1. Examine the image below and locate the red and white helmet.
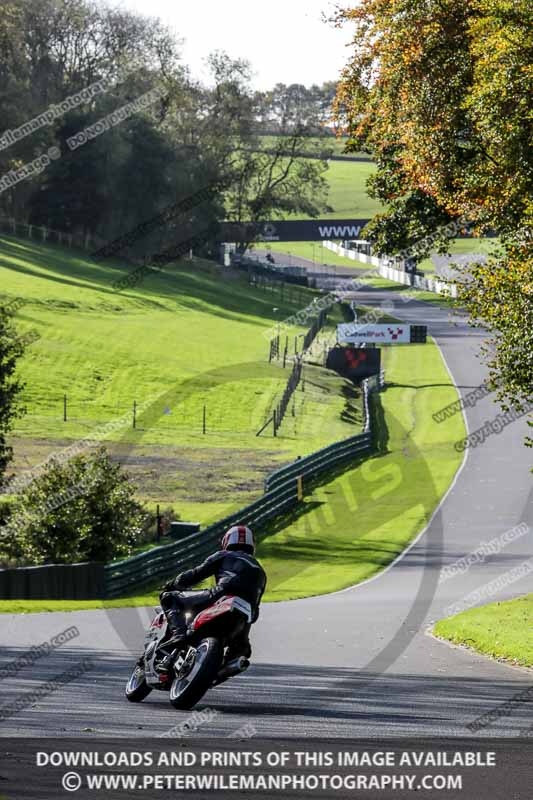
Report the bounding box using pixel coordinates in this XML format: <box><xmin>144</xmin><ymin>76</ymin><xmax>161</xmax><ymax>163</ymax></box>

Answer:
<box><xmin>221</xmin><ymin>525</ymin><xmax>255</xmax><ymax>554</ymax></box>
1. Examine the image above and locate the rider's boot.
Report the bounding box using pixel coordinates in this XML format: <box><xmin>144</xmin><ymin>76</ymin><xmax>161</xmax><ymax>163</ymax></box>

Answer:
<box><xmin>156</xmin><ymin>611</ymin><xmax>189</xmax><ymax>675</ymax></box>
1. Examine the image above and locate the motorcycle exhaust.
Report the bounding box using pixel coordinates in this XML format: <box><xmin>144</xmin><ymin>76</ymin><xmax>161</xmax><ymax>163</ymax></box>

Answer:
<box><xmin>213</xmin><ymin>657</ymin><xmax>250</xmax><ymax>686</ymax></box>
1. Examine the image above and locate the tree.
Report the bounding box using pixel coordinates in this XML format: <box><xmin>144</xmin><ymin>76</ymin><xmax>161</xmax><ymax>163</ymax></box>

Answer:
<box><xmin>196</xmin><ymin>54</ymin><xmax>331</xmax><ymax>253</ymax></box>
<box><xmin>258</xmin><ymin>81</ymin><xmax>338</xmax><ymax>134</ymax></box>
<box><xmin>0</xmin><ymin>0</ymin><xmax>186</xmax><ymax>223</ymax></box>
<box><xmin>1</xmin><ymin>446</ymin><xmax>147</xmax><ymax>564</ymax></box>
<box><xmin>1</xmin><ymin>3</ymin><xmax>332</xmax><ymax>263</ymax></box>
<box><xmin>454</xmin><ymin>242</ymin><xmax>533</xmax><ymax>429</ymax></box>
<box><xmin>334</xmin><ymin>0</ymin><xmax>533</xmax><ymax>428</ymax></box>
<box><xmin>224</xmin><ymin>130</ymin><xmax>331</xmax><ymax>252</ymax></box>
<box><xmin>362</xmin><ymin>148</ymin><xmax>457</xmax><ymax>258</ymax></box>
<box><xmin>28</xmin><ymin>109</ymin><xmax>112</xmax><ymax>237</ymax></box>
<box><xmin>0</xmin><ymin>306</ymin><xmax>26</xmax><ymax>486</ymax></box>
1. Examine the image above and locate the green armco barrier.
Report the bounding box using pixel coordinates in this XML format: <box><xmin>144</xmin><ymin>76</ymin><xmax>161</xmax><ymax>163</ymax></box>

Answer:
<box><xmin>104</xmin><ymin>375</ymin><xmax>382</xmax><ymax>598</ymax></box>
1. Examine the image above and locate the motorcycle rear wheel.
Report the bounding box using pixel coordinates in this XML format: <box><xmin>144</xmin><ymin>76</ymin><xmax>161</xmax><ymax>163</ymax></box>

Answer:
<box><xmin>125</xmin><ymin>663</ymin><xmax>152</xmax><ymax>702</ymax></box>
<box><xmin>169</xmin><ymin>637</ymin><xmax>222</xmax><ymax>710</ymax></box>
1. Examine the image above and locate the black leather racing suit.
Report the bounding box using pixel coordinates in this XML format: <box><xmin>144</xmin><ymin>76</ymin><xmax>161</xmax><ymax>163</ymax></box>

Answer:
<box><xmin>160</xmin><ymin>549</ymin><xmax>267</xmax><ymax>658</ymax></box>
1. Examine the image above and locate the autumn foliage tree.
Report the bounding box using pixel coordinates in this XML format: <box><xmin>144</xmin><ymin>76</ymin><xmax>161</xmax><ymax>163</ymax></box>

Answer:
<box><xmin>334</xmin><ymin>0</ymin><xmax>532</xmax><ymax>439</ymax></box>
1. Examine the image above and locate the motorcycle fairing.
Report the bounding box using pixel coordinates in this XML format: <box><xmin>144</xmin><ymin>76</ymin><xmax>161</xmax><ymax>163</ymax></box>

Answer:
<box><xmin>143</xmin><ymin>607</ymin><xmax>171</xmax><ymax>687</ymax></box>
<box><xmin>192</xmin><ymin>595</ymin><xmax>252</xmax><ymax>629</ymax></box>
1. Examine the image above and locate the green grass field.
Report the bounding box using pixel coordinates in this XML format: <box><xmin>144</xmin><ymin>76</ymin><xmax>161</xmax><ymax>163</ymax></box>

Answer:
<box><xmin>262</xmin><ymin>241</ymin><xmax>371</xmax><ymax>271</ymax></box>
<box><xmin>261</xmin><ymin>146</ymin><xmax>498</xmax><ymax>273</ymax></box>
<box><xmin>255</xmin><ymin>157</ymin><xmax>382</xmax><ymax>221</ymax></box>
<box><xmin>0</xmin><ymin>234</ymin><xmax>360</xmax><ymax>525</ymax></box>
<box><xmin>434</xmin><ymin>595</ymin><xmax>533</xmax><ymax>667</ymax></box>
<box><xmin>258</xmin><ymin>138</ymin><xmax>498</xmax><ymax>272</ymax></box>
<box><xmin>0</xmin><ymin>329</ymin><xmax>466</xmax><ymax>612</ymax></box>
<box><xmin>257</xmin><ymin>135</ymin><xmax>371</xmax><ymax>161</ymax></box>
<box><xmin>323</xmin><ymin>160</ymin><xmax>383</xmax><ymax>219</ymax></box>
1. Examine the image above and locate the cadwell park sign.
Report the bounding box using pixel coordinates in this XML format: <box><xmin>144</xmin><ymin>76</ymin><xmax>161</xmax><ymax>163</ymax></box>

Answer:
<box><xmin>337</xmin><ymin>323</ymin><xmax>428</xmax><ymax>344</ymax></box>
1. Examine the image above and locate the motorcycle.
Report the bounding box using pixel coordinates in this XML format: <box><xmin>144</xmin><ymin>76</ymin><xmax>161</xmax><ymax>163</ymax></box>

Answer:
<box><xmin>125</xmin><ymin>595</ymin><xmax>252</xmax><ymax>710</ymax></box>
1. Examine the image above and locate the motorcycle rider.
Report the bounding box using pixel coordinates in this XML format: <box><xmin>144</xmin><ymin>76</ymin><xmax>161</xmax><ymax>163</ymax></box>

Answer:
<box><xmin>157</xmin><ymin>525</ymin><xmax>266</xmax><ymax>673</ymax></box>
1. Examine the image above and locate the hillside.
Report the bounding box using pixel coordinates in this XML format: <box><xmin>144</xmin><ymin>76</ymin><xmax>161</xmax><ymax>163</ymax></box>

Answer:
<box><xmin>0</xmin><ymin>234</ymin><xmax>362</xmax><ymax>524</ymax></box>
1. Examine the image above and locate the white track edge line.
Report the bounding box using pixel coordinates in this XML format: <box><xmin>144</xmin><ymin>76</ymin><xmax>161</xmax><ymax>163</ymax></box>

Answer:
<box><xmin>424</xmin><ymin>625</ymin><xmax>533</xmax><ymax>677</ymax></box>
<box><xmin>285</xmin><ymin>322</ymin><xmax>471</xmax><ymax>603</ymax></box>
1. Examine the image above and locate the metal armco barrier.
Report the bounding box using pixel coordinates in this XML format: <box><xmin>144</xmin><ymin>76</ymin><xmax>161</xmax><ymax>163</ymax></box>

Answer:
<box><xmin>104</xmin><ymin>479</ymin><xmax>299</xmax><ymax>597</ymax></box>
<box><xmin>104</xmin><ymin>375</ymin><xmax>382</xmax><ymax>598</ymax></box>
<box><xmin>264</xmin><ymin>431</ymin><xmax>372</xmax><ymax>495</ymax></box>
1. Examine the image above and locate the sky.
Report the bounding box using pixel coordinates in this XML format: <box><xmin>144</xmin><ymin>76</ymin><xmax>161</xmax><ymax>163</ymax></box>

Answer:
<box><xmin>120</xmin><ymin>0</ymin><xmax>353</xmax><ymax>89</ymax></box>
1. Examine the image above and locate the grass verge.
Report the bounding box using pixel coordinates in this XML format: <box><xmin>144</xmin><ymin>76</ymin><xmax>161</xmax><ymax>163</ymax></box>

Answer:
<box><xmin>259</xmin><ymin>337</ymin><xmax>465</xmax><ymax>599</ymax></box>
<box><xmin>265</xmin><ymin>241</ymin><xmax>371</xmax><ymax>271</ymax></box>
<box><xmin>433</xmin><ymin>594</ymin><xmax>533</xmax><ymax>668</ymax></box>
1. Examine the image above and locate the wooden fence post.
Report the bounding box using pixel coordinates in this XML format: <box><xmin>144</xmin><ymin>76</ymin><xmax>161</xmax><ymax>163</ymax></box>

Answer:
<box><xmin>156</xmin><ymin>504</ymin><xmax>161</xmax><ymax>542</ymax></box>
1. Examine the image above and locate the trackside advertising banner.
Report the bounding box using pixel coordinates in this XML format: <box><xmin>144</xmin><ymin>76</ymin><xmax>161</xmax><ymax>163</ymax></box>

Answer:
<box><xmin>219</xmin><ymin>219</ymin><xmax>372</xmax><ymax>242</ymax></box>
<box><xmin>337</xmin><ymin>322</ymin><xmax>412</xmax><ymax>343</ymax></box>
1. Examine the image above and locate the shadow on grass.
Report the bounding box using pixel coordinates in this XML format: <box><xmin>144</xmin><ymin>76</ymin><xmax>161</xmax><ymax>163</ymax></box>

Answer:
<box><xmin>386</xmin><ymin>381</ymin><xmax>456</xmax><ymax>390</ymax></box>
<box><xmin>0</xmin><ymin>237</ymin><xmax>127</xmax><ymax>299</ymax></box>
<box><xmin>258</xmin><ymin>532</ymin><xmax>402</xmax><ymax>566</ymax></box>
<box><xmin>0</xmin><ymin>235</ymin><xmax>320</xmax><ymax>327</ymax></box>
<box><xmin>340</xmin><ymin>382</ymin><xmax>364</xmax><ymax>425</ymax></box>
<box><xmin>257</xmin><ymin>389</ymin><xmax>390</xmax><ymax>545</ymax></box>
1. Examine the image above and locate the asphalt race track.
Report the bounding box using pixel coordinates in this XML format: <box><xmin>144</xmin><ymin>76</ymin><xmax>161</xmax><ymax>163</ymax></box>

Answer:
<box><xmin>0</xmin><ymin>285</ymin><xmax>531</xmax><ymax>740</ymax></box>
<box><xmin>248</xmin><ymin>247</ymin><xmax>362</xmax><ymax>277</ymax></box>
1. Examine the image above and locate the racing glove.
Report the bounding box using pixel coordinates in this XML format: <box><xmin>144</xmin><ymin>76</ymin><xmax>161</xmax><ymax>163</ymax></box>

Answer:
<box><xmin>161</xmin><ymin>577</ymin><xmax>176</xmax><ymax>593</ymax></box>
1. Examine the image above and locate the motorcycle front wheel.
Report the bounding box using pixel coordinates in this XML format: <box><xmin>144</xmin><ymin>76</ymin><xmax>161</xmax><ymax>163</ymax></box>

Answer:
<box><xmin>125</xmin><ymin>662</ymin><xmax>152</xmax><ymax>703</ymax></box>
<box><xmin>169</xmin><ymin>637</ymin><xmax>222</xmax><ymax>710</ymax></box>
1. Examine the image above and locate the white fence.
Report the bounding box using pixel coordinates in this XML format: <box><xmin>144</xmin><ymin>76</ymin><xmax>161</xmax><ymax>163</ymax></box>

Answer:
<box><xmin>323</xmin><ymin>241</ymin><xmax>457</xmax><ymax>298</ymax></box>
<box><xmin>0</xmin><ymin>216</ymin><xmax>105</xmax><ymax>253</ymax></box>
